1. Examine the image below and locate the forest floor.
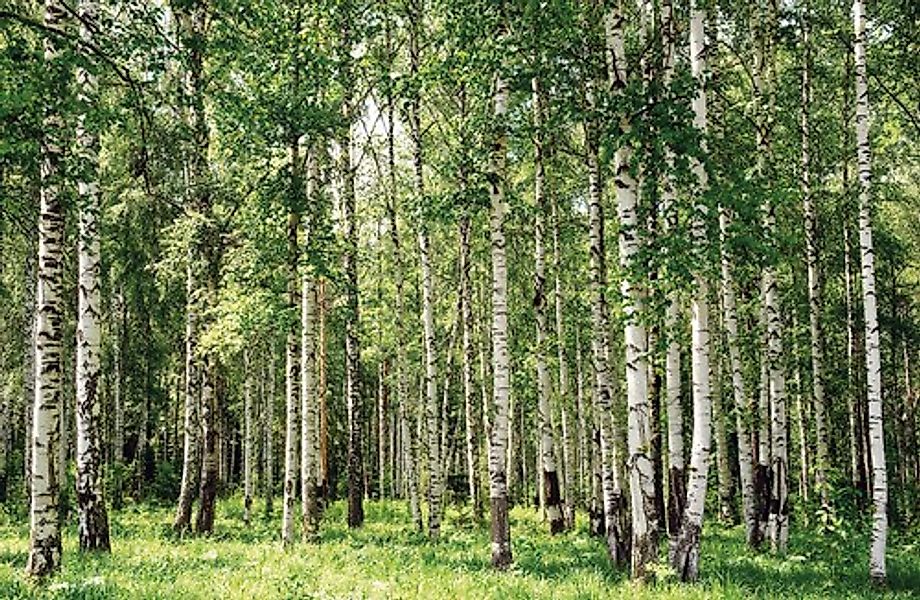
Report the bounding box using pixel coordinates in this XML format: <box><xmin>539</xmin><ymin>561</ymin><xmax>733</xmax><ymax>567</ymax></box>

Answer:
<box><xmin>0</xmin><ymin>497</ymin><xmax>917</xmax><ymax>599</ymax></box>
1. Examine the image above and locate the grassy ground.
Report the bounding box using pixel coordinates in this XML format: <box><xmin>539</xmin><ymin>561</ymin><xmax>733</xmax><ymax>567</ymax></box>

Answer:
<box><xmin>0</xmin><ymin>497</ymin><xmax>917</xmax><ymax>599</ymax></box>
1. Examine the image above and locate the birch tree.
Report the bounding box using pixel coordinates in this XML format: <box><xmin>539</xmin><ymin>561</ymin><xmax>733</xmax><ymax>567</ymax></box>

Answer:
<box><xmin>532</xmin><ymin>75</ymin><xmax>564</xmax><ymax>535</ymax></box>
<box><xmin>26</xmin><ymin>0</ymin><xmax>66</xmax><ymax>576</ymax></box>
<box><xmin>670</xmin><ymin>1</ymin><xmax>712</xmax><ymax>581</ymax></box>
<box><xmin>74</xmin><ymin>0</ymin><xmax>110</xmax><ymax>553</ymax></box>
<box><xmin>853</xmin><ymin>0</ymin><xmax>888</xmax><ymax>583</ymax></box>
<box><xmin>487</xmin><ymin>62</ymin><xmax>512</xmax><ymax>570</ymax></box>
<box><xmin>800</xmin><ymin>0</ymin><xmax>829</xmax><ymax>509</ymax></box>
<box><xmin>281</xmin><ymin>139</ymin><xmax>302</xmax><ymax>547</ymax></box>
<box><xmin>408</xmin><ymin>0</ymin><xmax>442</xmax><ymax>539</ymax></box>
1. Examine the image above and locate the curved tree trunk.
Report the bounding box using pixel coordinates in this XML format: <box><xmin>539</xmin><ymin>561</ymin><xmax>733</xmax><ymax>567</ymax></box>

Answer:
<box><xmin>853</xmin><ymin>0</ymin><xmax>888</xmax><ymax>583</ymax></box>
<box><xmin>74</xmin><ymin>0</ymin><xmax>110</xmax><ymax>553</ymax></box>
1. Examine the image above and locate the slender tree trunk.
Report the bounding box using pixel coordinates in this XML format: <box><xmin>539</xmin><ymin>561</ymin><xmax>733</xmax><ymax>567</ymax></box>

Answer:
<box><xmin>173</xmin><ymin>257</ymin><xmax>199</xmax><ymax>533</ymax></box>
<box><xmin>487</xmin><ymin>66</ymin><xmax>513</xmax><ymax>570</ymax></box>
<box><xmin>341</xmin><ymin>7</ymin><xmax>365</xmax><ymax>527</ymax></box>
<box><xmin>532</xmin><ymin>76</ymin><xmax>564</xmax><ymax>535</ymax></box>
<box><xmin>551</xmin><ymin>197</ymin><xmax>575</xmax><ymax>529</ymax></box>
<box><xmin>27</xmin><ymin>0</ymin><xmax>65</xmax><ymax>577</ymax></box>
<box><xmin>604</xmin><ymin>0</ymin><xmax>655</xmax><ymax>574</ymax></box>
<box><xmin>385</xmin><ymin>112</ymin><xmax>421</xmax><ymax>532</ymax></box>
<box><xmin>282</xmin><ymin>139</ymin><xmax>302</xmax><ymax>548</ymax></box>
<box><xmin>792</xmin><ymin>309</ymin><xmax>810</xmax><ymax>504</ymax></box>
<box><xmin>195</xmin><ymin>358</ymin><xmax>219</xmax><ymax>534</ymax></box>
<box><xmin>585</xmin><ymin>110</ymin><xmax>627</xmax><ymax>566</ymax></box>
<box><xmin>243</xmin><ymin>350</ymin><xmax>253</xmax><ymax>524</ymax></box>
<box><xmin>406</xmin><ymin>0</ymin><xmax>440</xmax><ymax>538</ymax></box>
<box><xmin>74</xmin><ymin>0</ymin><xmax>110</xmax><ymax>552</ymax></box>
<box><xmin>461</xmin><ymin>212</ymin><xmax>481</xmax><ymax>520</ymax></box>
<box><xmin>853</xmin><ymin>0</ymin><xmax>888</xmax><ymax>583</ymax></box>
<box><xmin>760</xmin><ymin>13</ymin><xmax>789</xmax><ymax>545</ymax></box>
<box><xmin>23</xmin><ymin>249</ymin><xmax>36</xmax><ymax>500</ymax></box>
<box><xmin>841</xmin><ymin>45</ymin><xmax>864</xmax><ymax>496</ymax></box>
<box><xmin>301</xmin><ymin>188</ymin><xmax>319</xmax><ymax>541</ymax></box>
<box><xmin>712</xmin><ymin>317</ymin><xmax>733</xmax><ymax>524</ymax></box>
<box><xmin>113</xmin><ymin>295</ymin><xmax>124</xmax><ymax>467</ymax></box>
<box><xmin>800</xmin><ymin>4</ymin><xmax>829</xmax><ymax>508</ymax></box>
<box><xmin>671</xmin><ymin>3</ymin><xmax>713</xmax><ymax>581</ymax></box>
<box><xmin>751</xmin><ymin>1</ymin><xmax>781</xmax><ymax>551</ymax></box>
<box><xmin>575</xmin><ymin>331</ymin><xmax>588</xmax><ymax>511</ymax></box>
<box><xmin>265</xmin><ymin>346</ymin><xmax>276</xmax><ymax>516</ymax></box>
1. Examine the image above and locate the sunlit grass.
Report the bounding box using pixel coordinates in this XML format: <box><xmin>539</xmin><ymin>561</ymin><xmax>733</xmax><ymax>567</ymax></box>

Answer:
<box><xmin>0</xmin><ymin>497</ymin><xmax>916</xmax><ymax>598</ymax></box>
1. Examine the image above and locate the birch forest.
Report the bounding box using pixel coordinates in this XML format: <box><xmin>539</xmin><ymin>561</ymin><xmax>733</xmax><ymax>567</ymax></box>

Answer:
<box><xmin>0</xmin><ymin>0</ymin><xmax>918</xmax><ymax>597</ymax></box>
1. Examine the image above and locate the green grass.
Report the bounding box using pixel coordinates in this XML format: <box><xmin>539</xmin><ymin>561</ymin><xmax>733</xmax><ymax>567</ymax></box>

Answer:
<box><xmin>0</xmin><ymin>498</ymin><xmax>917</xmax><ymax>599</ymax></box>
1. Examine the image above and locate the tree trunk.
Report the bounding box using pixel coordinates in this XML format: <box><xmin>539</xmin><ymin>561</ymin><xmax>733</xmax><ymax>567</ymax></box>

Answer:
<box><xmin>800</xmin><ymin>3</ymin><xmax>829</xmax><ymax>508</ymax></box>
<box><xmin>243</xmin><ymin>350</ymin><xmax>253</xmax><ymax>524</ymax></box>
<box><xmin>461</xmin><ymin>213</ymin><xmax>481</xmax><ymax>520</ymax></box>
<box><xmin>385</xmin><ymin>103</ymin><xmax>421</xmax><ymax>531</ymax></box>
<box><xmin>113</xmin><ymin>294</ymin><xmax>124</xmax><ymax>466</ymax></box>
<box><xmin>282</xmin><ymin>140</ymin><xmax>302</xmax><ymax>547</ymax></box>
<box><xmin>532</xmin><ymin>76</ymin><xmax>565</xmax><ymax>536</ymax></box>
<box><xmin>551</xmin><ymin>197</ymin><xmax>575</xmax><ymax>529</ymax></box>
<box><xmin>173</xmin><ymin>257</ymin><xmax>199</xmax><ymax>533</ymax></box>
<box><xmin>760</xmin><ymin>12</ymin><xmax>789</xmax><ymax>545</ymax></box>
<box><xmin>487</xmin><ymin>67</ymin><xmax>513</xmax><ymax>570</ymax></box>
<box><xmin>407</xmin><ymin>0</ymin><xmax>441</xmax><ymax>539</ymax></box>
<box><xmin>671</xmin><ymin>3</ymin><xmax>713</xmax><ymax>581</ymax></box>
<box><xmin>27</xmin><ymin>0</ymin><xmax>66</xmax><ymax>577</ymax></box>
<box><xmin>22</xmin><ymin>248</ymin><xmax>36</xmax><ymax>501</ymax></box>
<box><xmin>341</xmin><ymin>10</ymin><xmax>365</xmax><ymax>527</ymax></box>
<box><xmin>74</xmin><ymin>0</ymin><xmax>110</xmax><ymax>553</ymax></box>
<box><xmin>301</xmin><ymin>188</ymin><xmax>319</xmax><ymax>541</ymax></box>
<box><xmin>265</xmin><ymin>346</ymin><xmax>276</xmax><ymax>516</ymax></box>
<box><xmin>712</xmin><ymin>318</ymin><xmax>733</xmax><ymax>524</ymax></box>
<box><xmin>853</xmin><ymin>0</ymin><xmax>888</xmax><ymax>583</ymax></box>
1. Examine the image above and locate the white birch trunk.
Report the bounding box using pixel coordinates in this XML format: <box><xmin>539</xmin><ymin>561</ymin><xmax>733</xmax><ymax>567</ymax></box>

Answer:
<box><xmin>661</xmin><ymin>2</ymin><xmax>686</xmax><ymax>542</ymax></box>
<box><xmin>27</xmin><ymin>1</ymin><xmax>66</xmax><ymax>577</ymax></box>
<box><xmin>265</xmin><ymin>348</ymin><xmax>275</xmax><ymax>516</ymax></box>
<box><xmin>605</xmin><ymin>0</ymin><xmax>657</xmax><ymax>577</ymax></box>
<box><xmin>301</xmin><ymin>219</ymin><xmax>319</xmax><ymax>541</ymax></box>
<box><xmin>551</xmin><ymin>197</ymin><xmax>575</xmax><ymax>528</ymax></box>
<box><xmin>532</xmin><ymin>76</ymin><xmax>564</xmax><ymax>535</ymax></box>
<box><xmin>488</xmin><ymin>69</ymin><xmax>513</xmax><ymax>570</ymax></box>
<box><xmin>75</xmin><ymin>0</ymin><xmax>110</xmax><ymax>552</ymax></box>
<box><xmin>720</xmin><ymin>206</ymin><xmax>756</xmax><ymax>545</ymax></box>
<box><xmin>281</xmin><ymin>143</ymin><xmax>301</xmax><ymax>547</ymax></box>
<box><xmin>853</xmin><ymin>0</ymin><xmax>888</xmax><ymax>583</ymax></box>
<box><xmin>243</xmin><ymin>350</ymin><xmax>253</xmax><ymax>524</ymax></box>
<box><xmin>800</xmin><ymin>4</ymin><xmax>829</xmax><ymax>508</ymax></box>
<box><xmin>461</xmin><ymin>213</ymin><xmax>481</xmax><ymax>519</ymax></box>
<box><xmin>671</xmin><ymin>2</ymin><xmax>713</xmax><ymax>581</ymax></box>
